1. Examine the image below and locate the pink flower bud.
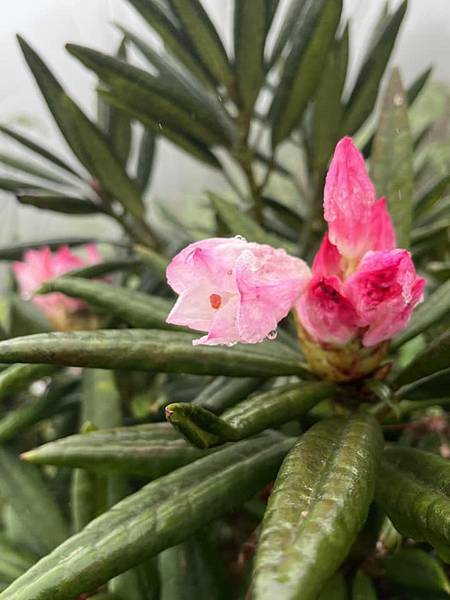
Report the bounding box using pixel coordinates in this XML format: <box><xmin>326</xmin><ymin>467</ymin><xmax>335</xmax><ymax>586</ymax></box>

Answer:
<box><xmin>166</xmin><ymin>237</ymin><xmax>310</xmax><ymax>346</ymax></box>
<box><xmin>13</xmin><ymin>244</ymin><xmax>101</xmax><ymax>330</ymax></box>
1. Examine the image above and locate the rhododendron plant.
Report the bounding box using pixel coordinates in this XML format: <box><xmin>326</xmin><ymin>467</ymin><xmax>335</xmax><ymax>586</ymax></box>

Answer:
<box><xmin>13</xmin><ymin>244</ymin><xmax>100</xmax><ymax>330</ymax></box>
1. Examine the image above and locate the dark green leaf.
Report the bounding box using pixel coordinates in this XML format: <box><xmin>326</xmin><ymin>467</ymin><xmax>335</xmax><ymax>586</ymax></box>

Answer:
<box><xmin>0</xmin><ymin>329</ymin><xmax>307</xmax><ymax>377</ymax></box>
<box><xmin>270</xmin><ymin>0</ymin><xmax>342</xmax><ymax>146</ymax></box>
<box><xmin>0</xmin><ymin>537</ymin><xmax>36</xmax><ymax>585</ymax></box>
<box><xmin>371</xmin><ymin>68</ymin><xmax>413</xmax><ymax>248</ymax></box>
<box><xmin>193</xmin><ymin>376</ymin><xmax>263</xmax><ymax>413</ymax></box>
<box><xmin>0</xmin><ymin>449</ymin><xmax>69</xmax><ymax>557</ymax></box>
<box><xmin>392</xmin><ymin>280</ymin><xmax>450</xmax><ymax>348</ymax></box>
<box><xmin>136</xmin><ymin>129</ymin><xmax>156</xmax><ymax>192</ymax></box>
<box><xmin>168</xmin><ymin>0</ymin><xmax>233</xmax><ymax>88</ymax></box>
<box><xmin>108</xmin><ymin>40</ymin><xmax>132</xmax><ymax>165</ymax></box>
<box><xmin>414</xmin><ymin>175</ymin><xmax>450</xmax><ymax>219</ymax></box>
<box><xmin>0</xmin><ymin>177</ymin><xmax>48</xmax><ymax>193</ymax></box>
<box><xmin>253</xmin><ymin>414</ymin><xmax>383</xmax><ymax>600</ymax></box>
<box><xmin>167</xmin><ymin>381</ymin><xmax>335</xmax><ymax>448</ymax></box>
<box><xmin>0</xmin><ymin>434</ymin><xmax>293</xmax><ymax>600</ymax></box>
<box><xmin>341</xmin><ymin>1</ymin><xmax>407</xmax><ymax>134</ymax></box>
<box><xmin>133</xmin><ymin>244</ymin><xmax>169</xmax><ymax>279</ymax></box>
<box><xmin>111</xmin><ymin>559</ymin><xmax>159</xmax><ymax>600</ymax></box>
<box><xmin>17</xmin><ymin>194</ymin><xmax>99</xmax><ymax>215</ymax></box>
<box><xmin>65</xmin><ymin>260</ymin><xmax>143</xmax><ymax>279</ymax></box>
<box><xmin>0</xmin><ymin>238</ymin><xmax>98</xmax><ymax>261</ymax></box>
<box><xmin>393</xmin><ymin>329</ymin><xmax>450</xmax><ymax>387</ymax></box>
<box><xmin>407</xmin><ymin>66</ymin><xmax>433</xmax><ymax>106</ymax></box>
<box><xmin>8</xmin><ymin>296</ymin><xmax>53</xmax><ymax>337</ymax></box>
<box><xmin>0</xmin><ymin>153</ymin><xmax>71</xmax><ymax>185</ymax></box>
<box><xmin>383</xmin><ymin>548</ymin><xmax>449</xmax><ymax>594</ymax></box>
<box><xmin>268</xmin><ymin>0</ymin><xmax>308</xmax><ymax>67</ymax></box>
<box><xmin>234</xmin><ymin>0</ymin><xmax>266</xmax><ymax>112</ymax></box>
<box><xmin>376</xmin><ymin>447</ymin><xmax>450</xmax><ymax>562</ymax></box>
<box><xmin>352</xmin><ymin>569</ymin><xmax>377</xmax><ymax>600</ymax></box>
<box><xmin>0</xmin><ymin>363</ymin><xmax>58</xmax><ymax>402</ymax></box>
<box><xmin>318</xmin><ymin>572</ymin><xmax>347</xmax><ymax>600</ymax></box>
<box><xmin>396</xmin><ymin>368</ymin><xmax>450</xmax><ymax>401</ymax></box>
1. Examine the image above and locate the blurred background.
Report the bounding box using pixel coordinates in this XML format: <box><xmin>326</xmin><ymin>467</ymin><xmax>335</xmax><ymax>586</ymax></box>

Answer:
<box><xmin>0</xmin><ymin>0</ymin><xmax>449</xmax><ymax>243</ymax></box>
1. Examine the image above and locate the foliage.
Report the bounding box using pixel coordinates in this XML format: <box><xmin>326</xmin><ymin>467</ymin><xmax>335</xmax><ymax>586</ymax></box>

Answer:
<box><xmin>0</xmin><ymin>1</ymin><xmax>448</xmax><ymax>598</ymax></box>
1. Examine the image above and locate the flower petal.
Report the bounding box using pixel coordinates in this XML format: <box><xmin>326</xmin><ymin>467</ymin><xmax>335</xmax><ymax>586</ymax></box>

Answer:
<box><xmin>312</xmin><ymin>233</ymin><xmax>343</xmax><ymax>278</ymax></box>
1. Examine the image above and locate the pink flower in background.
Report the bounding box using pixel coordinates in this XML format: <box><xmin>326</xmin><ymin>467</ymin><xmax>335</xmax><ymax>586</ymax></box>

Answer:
<box><xmin>296</xmin><ymin>137</ymin><xmax>425</xmax><ymax>348</ymax></box>
<box><xmin>13</xmin><ymin>244</ymin><xmax>100</xmax><ymax>328</ymax></box>
<box><xmin>166</xmin><ymin>237</ymin><xmax>310</xmax><ymax>346</ymax></box>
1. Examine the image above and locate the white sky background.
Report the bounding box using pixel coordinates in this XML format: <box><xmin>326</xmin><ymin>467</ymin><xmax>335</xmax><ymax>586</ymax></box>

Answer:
<box><xmin>0</xmin><ymin>0</ymin><xmax>449</xmax><ymax>244</ymax></box>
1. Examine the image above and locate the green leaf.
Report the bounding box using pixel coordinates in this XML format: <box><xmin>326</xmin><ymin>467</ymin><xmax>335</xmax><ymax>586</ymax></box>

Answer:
<box><xmin>0</xmin><ymin>434</ymin><xmax>293</xmax><ymax>600</ymax></box>
<box><xmin>193</xmin><ymin>376</ymin><xmax>263</xmax><ymax>413</ymax></box>
<box><xmin>111</xmin><ymin>559</ymin><xmax>159</xmax><ymax>600</ymax></box>
<box><xmin>8</xmin><ymin>296</ymin><xmax>53</xmax><ymax>337</ymax></box>
<box><xmin>65</xmin><ymin>259</ymin><xmax>143</xmax><ymax>279</ymax></box>
<box><xmin>0</xmin><ymin>363</ymin><xmax>58</xmax><ymax>402</ymax></box>
<box><xmin>0</xmin><ymin>537</ymin><xmax>36</xmax><ymax>586</ymax></box>
<box><xmin>167</xmin><ymin>381</ymin><xmax>336</xmax><ymax>448</ymax></box>
<box><xmin>133</xmin><ymin>244</ymin><xmax>169</xmax><ymax>279</ymax></box>
<box><xmin>392</xmin><ymin>280</ymin><xmax>450</xmax><ymax>348</ymax></box>
<box><xmin>375</xmin><ymin>446</ymin><xmax>450</xmax><ymax>562</ymax></box>
<box><xmin>267</xmin><ymin>0</ymin><xmax>308</xmax><ymax>67</ymax></box>
<box><xmin>38</xmin><ymin>277</ymin><xmax>172</xmax><ymax>329</ymax></box>
<box><xmin>126</xmin><ymin>0</ymin><xmax>213</xmax><ymax>86</ymax></box>
<box><xmin>135</xmin><ymin>129</ymin><xmax>156</xmax><ymax>192</ymax></box>
<box><xmin>0</xmin><ymin>238</ymin><xmax>97</xmax><ymax>261</ymax></box>
<box><xmin>383</xmin><ymin>548</ymin><xmax>450</xmax><ymax>595</ymax></box>
<box><xmin>0</xmin><ymin>449</ymin><xmax>69</xmax><ymax>557</ymax></box>
<box><xmin>341</xmin><ymin>1</ymin><xmax>408</xmax><ymax>134</ymax></box>
<box><xmin>270</xmin><ymin>0</ymin><xmax>342</xmax><ymax>146</ymax></box>
<box><xmin>371</xmin><ymin>68</ymin><xmax>413</xmax><ymax>248</ymax></box>
<box><xmin>0</xmin><ymin>329</ymin><xmax>307</xmax><ymax>377</ymax></box>
<box><xmin>234</xmin><ymin>0</ymin><xmax>266</xmax><ymax>112</ymax></box>
<box><xmin>310</xmin><ymin>25</ymin><xmax>348</xmax><ymax>183</ymax></box>
<box><xmin>17</xmin><ymin>194</ymin><xmax>99</xmax><ymax>215</ymax></box>
<box><xmin>0</xmin><ymin>176</ymin><xmax>49</xmax><ymax>193</ymax></box>
<box><xmin>253</xmin><ymin>414</ymin><xmax>383</xmax><ymax>600</ymax></box>
<box><xmin>210</xmin><ymin>192</ymin><xmax>297</xmax><ymax>253</ymax></box>
<box><xmin>352</xmin><ymin>569</ymin><xmax>377</xmax><ymax>600</ymax></box>
<box><xmin>396</xmin><ymin>368</ymin><xmax>450</xmax><ymax>401</ymax></box>
<box><xmin>393</xmin><ymin>329</ymin><xmax>450</xmax><ymax>387</ymax></box>
<box><xmin>107</xmin><ymin>39</ymin><xmax>132</xmax><ymax>166</ymax></box>
<box><xmin>18</xmin><ymin>36</ymin><xmax>145</xmax><ymax>220</ymax></box>
<box><xmin>414</xmin><ymin>175</ymin><xmax>450</xmax><ymax>219</ymax></box>
<box><xmin>0</xmin><ymin>153</ymin><xmax>72</xmax><ymax>185</ymax></box>
<box><xmin>406</xmin><ymin>66</ymin><xmax>433</xmax><ymax>106</ymax></box>
<box><xmin>0</xmin><ymin>125</ymin><xmax>81</xmax><ymax>178</ymax></box>
<box><xmin>82</xmin><ymin>369</ymin><xmax>122</xmax><ymax>430</ymax></box>
<box><xmin>22</xmin><ymin>422</ymin><xmax>212</xmax><ymax>477</ymax></box>
<box><xmin>67</xmin><ymin>43</ymin><xmax>233</xmax><ymax>148</ymax></box>
<box><xmin>168</xmin><ymin>0</ymin><xmax>233</xmax><ymax>88</ymax></box>
<box><xmin>318</xmin><ymin>572</ymin><xmax>347</xmax><ymax>600</ymax></box>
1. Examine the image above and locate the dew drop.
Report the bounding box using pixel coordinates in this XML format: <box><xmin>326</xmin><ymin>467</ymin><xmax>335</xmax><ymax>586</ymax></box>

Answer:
<box><xmin>234</xmin><ymin>235</ymin><xmax>247</xmax><ymax>242</ymax></box>
<box><xmin>267</xmin><ymin>329</ymin><xmax>278</xmax><ymax>341</ymax></box>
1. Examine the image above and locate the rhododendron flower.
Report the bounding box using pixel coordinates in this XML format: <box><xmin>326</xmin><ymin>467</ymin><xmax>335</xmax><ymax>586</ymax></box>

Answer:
<box><xmin>166</xmin><ymin>237</ymin><xmax>310</xmax><ymax>346</ymax></box>
<box><xmin>295</xmin><ymin>137</ymin><xmax>425</xmax><ymax>368</ymax></box>
<box><xmin>13</xmin><ymin>245</ymin><xmax>100</xmax><ymax>330</ymax></box>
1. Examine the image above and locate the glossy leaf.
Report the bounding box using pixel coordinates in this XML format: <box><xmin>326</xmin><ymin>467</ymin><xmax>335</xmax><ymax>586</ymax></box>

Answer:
<box><xmin>270</xmin><ymin>0</ymin><xmax>342</xmax><ymax>146</ymax></box>
<box><xmin>17</xmin><ymin>194</ymin><xmax>99</xmax><ymax>215</ymax></box>
<box><xmin>193</xmin><ymin>375</ymin><xmax>263</xmax><ymax>413</ymax></box>
<box><xmin>18</xmin><ymin>37</ymin><xmax>145</xmax><ymax>220</ymax></box>
<box><xmin>0</xmin><ymin>329</ymin><xmax>307</xmax><ymax>377</ymax></box>
<box><xmin>168</xmin><ymin>0</ymin><xmax>233</xmax><ymax>88</ymax></box>
<box><xmin>392</xmin><ymin>280</ymin><xmax>450</xmax><ymax>347</ymax></box>
<box><xmin>0</xmin><ymin>449</ymin><xmax>69</xmax><ymax>557</ymax></box>
<box><xmin>376</xmin><ymin>446</ymin><xmax>450</xmax><ymax>562</ymax></box>
<box><xmin>0</xmin><ymin>434</ymin><xmax>293</xmax><ymax>600</ymax></box>
<box><xmin>234</xmin><ymin>0</ymin><xmax>266</xmax><ymax>112</ymax></box>
<box><xmin>253</xmin><ymin>414</ymin><xmax>383</xmax><ymax>600</ymax></box>
<box><xmin>393</xmin><ymin>329</ymin><xmax>450</xmax><ymax>387</ymax></box>
<box><xmin>167</xmin><ymin>381</ymin><xmax>335</xmax><ymax>448</ymax></box>
<box><xmin>23</xmin><ymin>422</ymin><xmax>212</xmax><ymax>477</ymax></box>
<box><xmin>371</xmin><ymin>68</ymin><xmax>413</xmax><ymax>248</ymax></box>
<box><xmin>341</xmin><ymin>1</ymin><xmax>407</xmax><ymax>134</ymax></box>
<box><xmin>38</xmin><ymin>277</ymin><xmax>173</xmax><ymax>329</ymax></box>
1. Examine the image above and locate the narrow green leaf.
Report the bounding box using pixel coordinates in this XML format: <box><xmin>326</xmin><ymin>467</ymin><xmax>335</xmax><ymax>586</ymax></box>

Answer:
<box><xmin>393</xmin><ymin>329</ymin><xmax>450</xmax><ymax>387</ymax></box>
<box><xmin>311</xmin><ymin>25</ymin><xmax>349</xmax><ymax>183</ymax></box>
<box><xmin>168</xmin><ymin>0</ymin><xmax>233</xmax><ymax>88</ymax></box>
<box><xmin>412</xmin><ymin>217</ymin><xmax>450</xmax><ymax>244</ymax></box>
<box><xmin>392</xmin><ymin>280</ymin><xmax>450</xmax><ymax>348</ymax></box>
<box><xmin>0</xmin><ymin>538</ymin><xmax>36</xmax><ymax>585</ymax></box>
<box><xmin>352</xmin><ymin>569</ymin><xmax>377</xmax><ymax>600</ymax></box>
<box><xmin>414</xmin><ymin>175</ymin><xmax>450</xmax><ymax>219</ymax></box>
<box><xmin>111</xmin><ymin>559</ymin><xmax>159</xmax><ymax>600</ymax></box>
<box><xmin>270</xmin><ymin>0</ymin><xmax>342</xmax><ymax>146</ymax></box>
<box><xmin>18</xmin><ymin>37</ymin><xmax>145</xmax><ymax>219</ymax></box>
<box><xmin>22</xmin><ymin>423</ymin><xmax>212</xmax><ymax>477</ymax></box>
<box><xmin>108</xmin><ymin>40</ymin><xmax>132</xmax><ymax>166</ymax></box>
<box><xmin>0</xmin><ymin>125</ymin><xmax>81</xmax><ymax>178</ymax></box>
<box><xmin>268</xmin><ymin>0</ymin><xmax>308</xmax><ymax>67</ymax></box>
<box><xmin>0</xmin><ymin>363</ymin><xmax>58</xmax><ymax>402</ymax></box>
<box><xmin>71</xmin><ymin>469</ymin><xmax>106</xmax><ymax>531</ymax></box>
<box><xmin>0</xmin><ymin>153</ymin><xmax>71</xmax><ymax>185</ymax></box>
<box><xmin>210</xmin><ymin>192</ymin><xmax>297</xmax><ymax>253</ymax></box>
<box><xmin>253</xmin><ymin>414</ymin><xmax>383</xmax><ymax>600</ymax></box>
<box><xmin>136</xmin><ymin>129</ymin><xmax>156</xmax><ymax>192</ymax></box>
<box><xmin>234</xmin><ymin>0</ymin><xmax>266</xmax><ymax>112</ymax></box>
<box><xmin>65</xmin><ymin>259</ymin><xmax>143</xmax><ymax>279</ymax></box>
<box><xmin>0</xmin><ymin>238</ymin><xmax>97</xmax><ymax>261</ymax></box>
<box><xmin>0</xmin><ymin>449</ymin><xmax>69</xmax><ymax>557</ymax></box>
<box><xmin>133</xmin><ymin>244</ymin><xmax>169</xmax><ymax>279</ymax></box>
<box><xmin>193</xmin><ymin>376</ymin><xmax>263</xmax><ymax>413</ymax></box>
<box><xmin>0</xmin><ymin>434</ymin><xmax>293</xmax><ymax>600</ymax></box>
<box><xmin>371</xmin><ymin>68</ymin><xmax>413</xmax><ymax>248</ymax></box>
<box><xmin>341</xmin><ymin>1</ymin><xmax>408</xmax><ymax>134</ymax></box>
<box><xmin>167</xmin><ymin>381</ymin><xmax>335</xmax><ymax>448</ymax></box>
<box><xmin>406</xmin><ymin>66</ymin><xmax>433</xmax><ymax>106</ymax></box>
<box><xmin>8</xmin><ymin>296</ymin><xmax>53</xmax><ymax>337</ymax></box>
<box><xmin>126</xmin><ymin>0</ymin><xmax>213</xmax><ymax>86</ymax></box>
<box><xmin>376</xmin><ymin>446</ymin><xmax>450</xmax><ymax>562</ymax></box>
<box><xmin>318</xmin><ymin>572</ymin><xmax>347</xmax><ymax>600</ymax></box>
<box><xmin>82</xmin><ymin>369</ymin><xmax>122</xmax><ymax>430</ymax></box>
<box><xmin>39</xmin><ymin>277</ymin><xmax>172</xmax><ymax>329</ymax></box>
<box><xmin>0</xmin><ymin>176</ymin><xmax>48</xmax><ymax>193</ymax></box>
<box><xmin>383</xmin><ymin>548</ymin><xmax>450</xmax><ymax>594</ymax></box>
<box><xmin>17</xmin><ymin>194</ymin><xmax>99</xmax><ymax>215</ymax></box>
<box><xmin>265</xmin><ymin>0</ymin><xmax>280</xmax><ymax>31</ymax></box>
<box><xmin>396</xmin><ymin>368</ymin><xmax>450</xmax><ymax>401</ymax></box>
<box><xmin>0</xmin><ymin>329</ymin><xmax>307</xmax><ymax>377</ymax></box>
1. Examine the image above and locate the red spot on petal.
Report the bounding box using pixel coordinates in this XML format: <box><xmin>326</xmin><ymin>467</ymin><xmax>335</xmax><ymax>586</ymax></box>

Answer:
<box><xmin>209</xmin><ymin>293</ymin><xmax>222</xmax><ymax>310</ymax></box>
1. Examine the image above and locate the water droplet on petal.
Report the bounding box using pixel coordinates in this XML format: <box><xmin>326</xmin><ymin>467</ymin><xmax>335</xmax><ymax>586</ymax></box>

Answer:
<box><xmin>267</xmin><ymin>329</ymin><xmax>278</xmax><ymax>341</ymax></box>
<box><xmin>234</xmin><ymin>235</ymin><xmax>247</xmax><ymax>242</ymax></box>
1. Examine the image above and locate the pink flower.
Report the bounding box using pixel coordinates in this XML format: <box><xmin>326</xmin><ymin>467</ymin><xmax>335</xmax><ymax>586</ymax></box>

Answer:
<box><xmin>166</xmin><ymin>237</ymin><xmax>310</xmax><ymax>346</ymax></box>
<box><xmin>296</xmin><ymin>137</ymin><xmax>425</xmax><ymax>348</ymax></box>
<box><xmin>13</xmin><ymin>245</ymin><xmax>100</xmax><ymax>328</ymax></box>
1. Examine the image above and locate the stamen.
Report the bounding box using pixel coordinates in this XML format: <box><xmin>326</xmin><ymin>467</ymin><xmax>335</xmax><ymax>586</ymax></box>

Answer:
<box><xmin>209</xmin><ymin>293</ymin><xmax>222</xmax><ymax>310</ymax></box>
